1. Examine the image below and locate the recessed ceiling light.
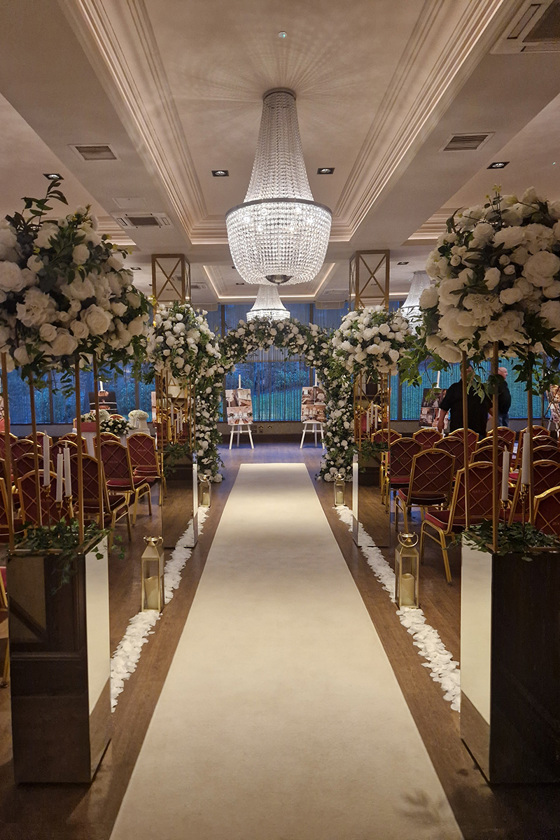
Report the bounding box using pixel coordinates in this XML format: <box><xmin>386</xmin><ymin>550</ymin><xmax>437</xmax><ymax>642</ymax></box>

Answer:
<box><xmin>397</xmin><ymin>261</ymin><xmax>409</xmax><ymax>265</ymax></box>
<box><xmin>278</xmin><ymin>31</ymin><xmax>287</xmax><ymax>39</ymax></box>
<box><xmin>44</xmin><ymin>173</ymin><xmax>62</xmax><ymax>180</ymax></box>
<box><xmin>317</xmin><ymin>167</ymin><xmax>334</xmax><ymax>175</ymax></box>
<box><xmin>235</xmin><ymin>282</ymin><xmax>245</xmax><ymax>286</ymax></box>
<box><xmin>212</xmin><ymin>169</ymin><xmax>229</xmax><ymax>177</ymax></box>
<box><xmin>129</xmin><ymin>266</ymin><xmax>142</xmax><ymax>271</ymax></box>
<box><xmin>488</xmin><ymin>161</ymin><xmax>509</xmax><ymax>169</ymax></box>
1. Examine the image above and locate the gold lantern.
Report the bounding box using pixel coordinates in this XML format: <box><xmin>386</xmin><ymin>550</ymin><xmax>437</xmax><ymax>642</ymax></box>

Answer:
<box><xmin>199</xmin><ymin>474</ymin><xmax>211</xmax><ymax>507</ymax></box>
<box><xmin>141</xmin><ymin>536</ymin><xmax>164</xmax><ymax>612</ymax></box>
<box><xmin>395</xmin><ymin>532</ymin><xmax>419</xmax><ymax>608</ymax></box>
<box><xmin>334</xmin><ymin>473</ymin><xmax>345</xmax><ymax>506</ymax></box>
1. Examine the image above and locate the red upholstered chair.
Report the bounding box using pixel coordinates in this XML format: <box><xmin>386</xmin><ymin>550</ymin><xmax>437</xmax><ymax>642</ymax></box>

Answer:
<box><xmin>17</xmin><ymin>470</ymin><xmax>72</xmax><ymax>526</ymax></box>
<box><xmin>478</xmin><ymin>427</ymin><xmax>516</xmax><ymax>452</ymax></box>
<box><xmin>11</xmin><ymin>438</ymin><xmax>39</xmax><ymax>462</ymax></box>
<box><xmin>395</xmin><ymin>448</ymin><xmax>455</xmax><ymax>532</ymax></box>
<box><xmin>0</xmin><ymin>433</ymin><xmax>17</xmax><ymax>458</ymax></box>
<box><xmin>434</xmin><ymin>435</ymin><xmax>466</xmax><ymax>473</ymax></box>
<box><xmin>514</xmin><ymin>433</ymin><xmax>553</xmax><ymax>470</ymax></box>
<box><xmin>534</xmin><ymin>486</ymin><xmax>560</xmax><ymax>536</ymax></box>
<box><xmin>448</xmin><ymin>427</ymin><xmax>479</xmax><ymax>453</ymax></box>
<box><xmin>57</xmin><ymin>432</ymin><xmax>88</xmax><ymax>453</ymax></box>
<box><xmin>69</xmin><ymin>452</ymin><xmax>131</xmax><ymax>547</ymax></box>
<box><xmin>420</xmin><ymin>462</ymin><xmax>498</xmax><ymax>584</ymax></box>
<box><xmin>98</xmin><ymin>432</ymin><xmax>120</xmax><ymax>443</ymax></box>
<box><xmin>100</xmin><ymin>440</ymin><xmax>153</xmax><ymax>525</ymax></box>
<box><xmin>12</xmin><ymin>451</ymin><xmax>49</xmax><ymax>484</ymax></box>
<box><xmin>508</xmin><ymin>460</ymin><xmax>560</xmax><ymax>525</ymax></box>
<box><xmin>386</xmin><ymin>437</ymin><xmax>422</xmax><ymax>522</ymax></box>
<box><xmin>532</xmin><ymin>444</ymin><xmax>560</xmax><ymax>463</ymax></box>
<box><xmin>470</xmin><ymin>445</ymin><xmax>494</xmax><ymax>463</ymax></box>
<box><xmin>127</xmin><ymin>433</ymin><xmax>164</xmax><ymax>503</ymax></box>
<box><xmin>412</xmin><ymin>428</ymin><xmax>443</xmax><ymax>449</ymax></box>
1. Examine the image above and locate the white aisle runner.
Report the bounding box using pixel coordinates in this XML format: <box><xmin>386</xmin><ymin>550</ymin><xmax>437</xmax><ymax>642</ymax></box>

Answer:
<box><xmin>111</xmin><ymin>464</ymin><xmax>462</xmax><ymax>840</ymax></box>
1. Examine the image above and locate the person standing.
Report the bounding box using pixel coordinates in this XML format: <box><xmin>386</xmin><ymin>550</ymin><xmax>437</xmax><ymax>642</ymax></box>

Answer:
<box><xmin>496</xmin><ymin>366</ymin><xmax>511</xmax><ymax>427</ymax></box>
<box><xmin>437</xmin><ymin>367</ymin><xmax>491</xmax><ymax>438</ymax></box>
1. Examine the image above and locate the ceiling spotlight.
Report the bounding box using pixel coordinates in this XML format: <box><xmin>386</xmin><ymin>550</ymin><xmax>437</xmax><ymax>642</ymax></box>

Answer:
<box><xmin>44</xmin><ymin>173</ymin><xmax>62</xmax><ymax>180</ymax></box>
<box><xmin>129</xmin><ymin>266</ymin><xmax>142</xmax><ymax>271</ymax></box>
<box><xmin>278</xmin><ymin>31</ymin><xmax>287</xmax><ymax>39</ymax></box>
<box><xmin>317</xmin><ymin>167</ymin><xmax>335</xmax><ymax>175</ymax></box>
<box><xmin>212</xmin><ymin>169</ymin><xmax>229</xmax><ymax>177</ymax></box>
<box><xmin>487</xmin><ymin>161</ymin><xmax>509</xmax><ymax>169</ymax></box>
<box><xmin>397</xmin><ymin>261</ymin><xmax>409</xmax><ymax>265</ymax></box>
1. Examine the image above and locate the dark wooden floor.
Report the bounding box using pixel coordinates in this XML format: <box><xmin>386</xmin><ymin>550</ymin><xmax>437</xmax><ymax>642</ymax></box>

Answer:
<box><xmin>0</xmin><ymin>442</ymin><xmax>558</xmax><ymax>839</ymax></box>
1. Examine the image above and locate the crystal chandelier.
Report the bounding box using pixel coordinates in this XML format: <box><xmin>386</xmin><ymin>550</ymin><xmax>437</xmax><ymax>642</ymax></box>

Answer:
<box><xmin>226</xmin><ymin>89</ymin><xmax>332</xmax><ymax>286</ymax></box>
<box><xmin>246</xmin><ymin>284</ymin><xmax>290</xmax><ymax>322</ymax></box>
<box><xmin>401</xmin><ymin>270</ymin><xmax>431</xmax><ymax>331</ymax></box>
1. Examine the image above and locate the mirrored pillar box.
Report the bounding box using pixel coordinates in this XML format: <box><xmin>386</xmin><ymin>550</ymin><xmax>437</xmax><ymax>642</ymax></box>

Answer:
<box><xmin>7</xmin><ymin>537</ymin><xmax>111</xmax><ymax>783</ymax></box>
<box><xmin>461</xmin><ymin>544</ymin><xmax>560</xmax><ymax>784</ymax></box>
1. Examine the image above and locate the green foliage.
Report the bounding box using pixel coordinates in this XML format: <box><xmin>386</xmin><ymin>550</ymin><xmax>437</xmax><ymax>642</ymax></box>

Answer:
<box><xmin>163</xmin><ymin>440</ymin><xmax>192</xmax><ymax>477</ymax></box>
<box><xmin>462</xmin><ymin>520</ymin><xmax>560</xmax><ymax>560</ymax></box>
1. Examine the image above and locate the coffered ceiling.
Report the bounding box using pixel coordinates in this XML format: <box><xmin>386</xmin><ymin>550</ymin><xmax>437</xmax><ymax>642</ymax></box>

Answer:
<box><xmin>1</xmin><ymin>0</ymin><xmax>560</xmax><ymax>308</ymax></box>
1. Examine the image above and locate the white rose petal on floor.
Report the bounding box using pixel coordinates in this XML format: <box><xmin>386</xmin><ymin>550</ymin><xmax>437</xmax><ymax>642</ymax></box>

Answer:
<box><xmin>110</xmin><ymin>464</ymin><xmax>462</xmax><ymax>840</ymax></box>
<box><xmin>336</xmin><ymin>505</ymin><xmax>461</xmax><ymax>712</ymax></box>
<box><xmin>110</xmin><ymin>509</ymin><xmax>208</xmax><ymax>710</ymax></box>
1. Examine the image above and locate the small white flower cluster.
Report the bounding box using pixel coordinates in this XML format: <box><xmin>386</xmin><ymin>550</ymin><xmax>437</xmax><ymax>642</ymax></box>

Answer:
<box><xmin>101</xmin><ymin>416</ymin><xmax>131</xmax><ymax>437</ymax></box>
<box><xmin>0</xmin><ymin>208</ymin><xmax>149</xmax><ymax>375</ymax></box>
<box><xmin>333</xmin><ymin>305</ymin><xmax>411</xmax><ymax>378</ymax></box>
<box><xmin>128</xmin><ymin>409</ymin><xmax>148</xmax><ymax>422</ymax></box>
<box><xmin>420</xmin><ymin>187</ymin><xmax>560</xmax><ymax>364</ymax></box>
<box><xmin>147</xmin><ymin>302</ymin><xmax>222</xmax><ymax>384</ymax></box>
<box><xmin>81</xmin><ymin>409</ymin><xmax>110</xmax><ymax>424</ymax></box>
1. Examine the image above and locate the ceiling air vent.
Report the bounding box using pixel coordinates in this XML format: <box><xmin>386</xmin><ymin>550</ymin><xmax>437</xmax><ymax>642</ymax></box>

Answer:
<box><xmin>71</xmin><ymin>144</ymin><xmax>117</xmax><ymax>161</ymax></box>
<box><xmin>113</xmin><ymin>213</ymin><xmax>172</xmax><ymax>229</ymax></box>
<box><xmin>492</xmin><ymin>0</ymin><xmax>560</xmax><ymax>53</ymax></box>
<box><xmin>442</xmin><ymin>133</ymin><xmax>491</xmax><ymax>152</ymax></box>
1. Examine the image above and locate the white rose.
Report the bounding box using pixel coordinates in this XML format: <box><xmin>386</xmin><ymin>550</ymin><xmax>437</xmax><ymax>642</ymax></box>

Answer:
<box><xmin>14</xmin><ymin>345</ymin><xmax>32</xmax><ymax>365</ymax></box>
<box><xmin>111</xmin><ymin>302</ymin><xmax>127</xmax><ymax>317</ymax></box>
<box><xmin>543</xmin><ymin>280</ymin><xmax>560</xmax><ymax>298</ymax></box>
<box><xmin>541</xmin><ymin>300</ymin><xmax>560</xmax><ymax>329</ymax></box>
<box><xmin>50</xmin><ymin>331</ymin><xmax>79</xmax><ymax>356</ymax></box>
<box><xmin>34</xmin><ymin>224</ymin><xmax>59</xmax><ymax>249</ymax></box>
<box><xmin>471</xmin><ymin>222</ymin><xmax>494</xmax><ymax>246</ymax></box>
<box><xmin>419</xmin><ymin>286</ymin><xmax>438</xmax><ymax>309</ymax></box>
<box><xmin>70</xmin><ymin>320</ymin><xmax>89</xmax><ymax>340</ymax></box>
<box><xmin>484</xmin><ymin>268</ymin><xmax>501</xmax><ymax>290</ymax></box>
<box><xmin>499</xmin><ymin>286</ymin><xmax>524</xmax><ymax>305</ymax></box>
<box><xmin>0</xmin><ymin>262</ymin><xmax>28</xmax><ymax>293</ymax></box>
<box><xmin>127</xmin><ymin>291</ymin><xmax>141</xmax><ymax>307</ymax></box>
<box><xmin>39</xmin><ymin>323</ymin><xmax>58</xmax><ymax>342</ymax></box>
<box><xmin>26</xmin><ymin>255</ymin><xmax>44</xmax><ymax>273</ymax></box>
<box><xmin>107</xmin><ymin>254</ymin><xmax>124</xmax><ymax>271</ymax></box>
<box><xmin>83</xmin><ymin>304</ymin><xmax>112</xmax><ymax>335</ymax></box>
<box><xmin>0</xmin><ymin>227</ymin><xmax>18</xmax><ymax>260</ymax></box>
<box><xmin>128</xmin><ymin>315</ymin><xmax>145</xmax><ymax>336</ymax></box>
<box><xmin>63</xmin><ymin>277</ymin><xmax>96</xmax><ymax>301</ymax></box>
<box><xmin>17</xmin><ymin>287</ymin><xmax>57</xmax><ymax>327</ymax></box>
<box><xmin>524</xmin><ymin>251</ymin><xmax>560</xmax><ymax>283</ymax></box>
<box><xmin>72</xmin><ymin>244</ymin><xmax>90</xmax><ymax>265</ymax></box>
<box><xmin>493</xmin><ymin>227</ymin><xmax>525</xmax><ymax>250</ymax></box>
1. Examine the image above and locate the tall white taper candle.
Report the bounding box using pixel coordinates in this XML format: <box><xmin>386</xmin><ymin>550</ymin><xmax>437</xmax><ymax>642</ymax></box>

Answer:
<box><xmin>55</xmin><ymin>452</ymin><xmax>63</xmax><ymax>503</ymax></box>
<box><xmin>64</xmin><ymin>445</ymin><xmax>72</xmax><ymax>497</ymax></box>
<box><xmin>501</xmin><ymin>449</ymin><xmax>510</xmax><ymax>502</ymax></box>
<box><xmin>238</xmin><ymin>374</ymin><xmax>241</xmax><ymax>389</ymax></box>
<box><xmin>42</xmin><ymin>435</ymin><xmax>50</xmax><ymax>486</ymax></box>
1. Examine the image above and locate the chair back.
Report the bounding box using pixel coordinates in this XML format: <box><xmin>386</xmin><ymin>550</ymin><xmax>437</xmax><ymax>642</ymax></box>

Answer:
<box><xmin>509</xmin><ymin>459</ymin><xmax>560</xmax><ymax>523</ymax></box>
<box><xmin>0</xmin><ymin>433</ymin><xmax>17</xmax><ymax>458</ymax></box>
<box><xmin>532</xmin><ymin>444</ymin><xmax>560</xmax><ymax>463</ymax></box>
<box><xmin>407</xmin><ymin>448</ymin><xmax>455</xmax><ymax>504</ymax></box>
<box><xmin>371</xmin><ymin>428</ymin><xmax>401</xmax><ymax>447</ymax></box>
<box><xmin>527</xmin><ymin>425</ymin><xmax>551</xmax><ymax>438</ymax></box>
<box><xmin>388</xmin><ymin>438</ymin><xmax>421</xmax><ymax>482</ymax></box>
<box><xmin>11</xmin><ymin>439</ymin><xmax>39</xmax><ymax>461</ymax></box>
<box><xmin>449</xmin><ymin>462</ymin><xmax>498</xmax><ymax>524</ymax></box>
<box><xmin>24</xmin><ymin>431</ymin><xmax>52</xmax><ymax>446</ymax></box>
<box><xmin>434</xmin><ymin>435</ymin><xmax>466</xmax><ymax>472</ymax></box>
<box><xmin>470</xmin><ymin>445</ymin><xmax>494</xmax><ymax>463</ymax></box>
<box><xmin>100</xmin><ymin>440</ymin><xmax>133</xmax><ymax>484</ymax></box>
<box><xmin>412</xmin><ymin>428</ymin><xmax>443</xmax><ymax>449</ymax></box>
<box><xmin>58</xmin><ymin>432</ymin><xmax>88</xmax><ymax>452</ymax></box>
<box><xmin>515</xmin><ymin>433</ymin><xmax>553</xmax><ymax>468</ymax></box>
<box><xmin>127</xmin><ymin>433</ymin><xmax>158</xmax><ymax>472</ymax></box>
<box><xmin>17</xmin><ymin>470</ymin><xmax>71</xmax><ymax>525</ymax></box>
<box><xmin>534</xmin><ymin>486</ymin><xmax>560</xmax><ymax>536</ymax></box>
<box><xmin>447</xmin><ymin>427</ymin><xmax>479</xmax><ymax>452</ymax></box>
<box><xmin>13</xmin><ymin>452</ymin><xmax>48</xmax><ymax>482</ymax></box>
<box><xmin>478</xmin><ymin>427</ymin><xmax>516</xmax><ymax>452</ymax></box>
<box><xmin>99</xmin><ymin>432</ymin><xmax>120</xmax><ymax>442</ymax></box>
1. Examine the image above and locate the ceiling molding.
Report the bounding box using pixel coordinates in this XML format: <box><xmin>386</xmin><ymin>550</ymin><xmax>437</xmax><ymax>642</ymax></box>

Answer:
<box><xmin>59</xmin><ymin>0</ymin><xmax>206</xmax><ymax>243</ymax></box>
<box><xmin>336</xmin><ymin>0</ymin><xmax>527</xmax><ymax>234</ymax></box>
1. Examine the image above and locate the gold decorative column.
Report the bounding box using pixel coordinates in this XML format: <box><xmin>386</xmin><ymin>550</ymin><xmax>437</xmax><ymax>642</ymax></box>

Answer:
<box><xmin>151</xmin><ymin>254</ymin><xmax>190</xmax><ymax>304</ymax></box>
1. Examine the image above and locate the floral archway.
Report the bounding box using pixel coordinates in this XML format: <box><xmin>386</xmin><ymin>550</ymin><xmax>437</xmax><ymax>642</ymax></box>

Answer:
<box><xmin>148</xmin><ymin>303</ymin><xmax>413</xmax><ymax>482</ymax></box>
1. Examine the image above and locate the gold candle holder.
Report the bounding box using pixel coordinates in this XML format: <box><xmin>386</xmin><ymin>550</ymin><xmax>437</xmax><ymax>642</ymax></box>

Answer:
<box><xmin>141</xmin><ymin>536</ymin><xmax>165</xmax><ymax>612</ymax></box>
<box><xmin>334</xmin><ymin>473</ymin><xmax>345</xmax><ymax>506</ymax></box>
<box><xmin>395</xmin><ymin>532</ymin><xmax>420</xmax><ymax>608</ymax></box>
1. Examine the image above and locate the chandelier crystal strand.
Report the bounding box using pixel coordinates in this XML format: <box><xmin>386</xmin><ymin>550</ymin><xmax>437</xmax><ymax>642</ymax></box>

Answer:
<box><xmin>226</xmin><ymin>89</ymin><xmax>332</xmax><ymax>285</ymax></box>
<box><xmin>246</xmin><ymin>284</ymin><xmax>291</xmax><ymax>322</ymax></box>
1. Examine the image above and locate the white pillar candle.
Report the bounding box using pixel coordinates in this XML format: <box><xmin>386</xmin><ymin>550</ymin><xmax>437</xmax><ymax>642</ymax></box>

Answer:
<box><xmin>436</xmin><ymin>369</ymin><xmax>441</xmax><ymax>389</ymax></box>
<box><xmin>521</xmin><ymin>431</ymin><xmax>531</xmax><ymax>485</ymax></box>
<box><xmin>314</xmin><ymin>369</ymin><xmax>318</xmax><ymax>387</ymax></box>
<box><xmin>55</xmin><ymin>452</ymin><xmax>63</xmax><ymax>503</ymax></box>
<box><xmin>501</xmin><ymin>450</ymin><xmax>510</xmax><ymax>502</ymax></box>
<box><xmin>64</xmin><ymin>445</ymin><xmax>72</xmax><ymax>497</ymax></box>
<box><xmin>99</xmin><ymin>380</ymin><xmax>104</xmax><ymax>391</ymax></box>
<box><xmin>238</xmin><ymin>374</ymin><xmax>241</xmax><ymax>389</ymax></box>
<box><xmin>42</xmin><ymin>435</ymin><xmax>50</xmax><ymax>486</ymax></box>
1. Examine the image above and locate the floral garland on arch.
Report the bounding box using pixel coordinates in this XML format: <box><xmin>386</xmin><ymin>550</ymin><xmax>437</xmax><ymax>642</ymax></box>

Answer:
<box><xmin>0</xmin><ymin>180</ymin><xmax>150</xmax><ymax>382</ymax></box>
<box><xmin>411</xmin><ymin>187</ymin><xmax>560</xmax><ymax>386</ymax></box>
<box><xmin>147</xmin><ymin>301</ymin><xmax>222</xmax><ymax>384</ymax></box>
<box><xmin>332</xmin><ymin>305</ymin><xmax>412</xmax><ymax>378</ymax></box>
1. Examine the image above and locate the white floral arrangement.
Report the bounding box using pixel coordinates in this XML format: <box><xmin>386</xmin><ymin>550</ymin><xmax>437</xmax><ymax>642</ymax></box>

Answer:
<box><xmin>419</xmin><ymin>187</ymin><xmax>560</xmax><ymax>372</ymax></box>
<box><xmin>147</xmin><ymin>301</ymin><xmax>222</xmax><ymax>384</ymax></box>
<box><xmin>101</xmin><ymin>416</ymin><xmax>131</xmax><ymax>436</ymax></box>
<box><xmin>129</xmin><ymin>409</ymin><xmax>148</xmax><ymax>422</ymax></box>
<box><xmin>0</xmin><ymin>180</ymin><xmax>149</xmax><ymax>378</ymax></box>
<box><xmin>333</xmin><ymin>305</ymin><xmax>411</xmax><ymax>378</ymax></box>
<box><xmin>81</xmin><ymin>409</ymin><xmax>110</xmax><ymax>424</ymax></box>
